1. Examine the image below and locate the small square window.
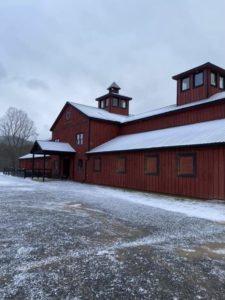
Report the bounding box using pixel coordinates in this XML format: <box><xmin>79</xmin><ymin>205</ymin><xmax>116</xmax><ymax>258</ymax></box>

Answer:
<box><xmin>144</xmin><ymin>155</ymin><xmax>159</xmax><ymax>175</ymax></box>
<box><xmin>194</xmin><ymin>72</ymin><xmax>203</xmax><ymax>87</ymax></box>
<box><xmin>93</xmin><ymin>157</ymin><xmax>101</xmax><ymax>172</ymax></box>
<box><xmin>112</xmin><ymin>98</ymin><xmax>118</xmax><ymax>107</ymax></box>
<box><xmin>177</xmin><ymin>153</ymin><xmax>196</xmax><ymax>177</ymax></box>
<box><xmin>76</xmin><ymin>133</ymin><xmax>84</xmax><ymax>145</ymax></box>
<box><xmin>116</xmin><ymin>157</ymin><xmax>126</xmax><ymax>173</ymax></box>
<box><xmin>181</xmin><ymin>77</ymin><xmax>190</xmax><ymax>91</ymax></box>
<box><xmin>120</xmin><ymin>100</ymin><xmax>127</xmax><ymax>109</ymax></box>
<box><xmin>210</xmin><ymin>72</ymin><xmax>217</xmax><ymax>86</ymax></box>
<box><xmin>219</xmin><ymin>76</ymin><xmax>225</xmax><ymax>89</ymax></box>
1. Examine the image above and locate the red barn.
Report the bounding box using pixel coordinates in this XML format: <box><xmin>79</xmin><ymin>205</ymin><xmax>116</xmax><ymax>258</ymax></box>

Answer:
<box><xmin>19</xmin><ymin>62</ymin><xmax>225</xmax><ymax>200</ymax></box>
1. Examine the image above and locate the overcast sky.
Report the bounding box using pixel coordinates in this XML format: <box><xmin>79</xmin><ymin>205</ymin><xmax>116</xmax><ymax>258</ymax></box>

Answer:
<box><xmin>0</xmin><ymin>0</ymin><xmax>224</xmax><ymax>140</ymax></box>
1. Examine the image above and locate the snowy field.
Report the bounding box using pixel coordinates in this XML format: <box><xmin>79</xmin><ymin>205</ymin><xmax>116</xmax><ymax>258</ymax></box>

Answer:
<box><xmin>1</xmin><ymin>174</ymin><xmax>225</xmax><ymax>299</ymax></box>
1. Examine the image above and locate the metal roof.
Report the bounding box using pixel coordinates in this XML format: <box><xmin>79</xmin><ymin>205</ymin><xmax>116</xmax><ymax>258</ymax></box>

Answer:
<box><xmin>88</xmin><ymin>118</ymin><xmax>225</xmax><ymax>153</ymax></box>
<box><xmin>31</xmin><ymin>141</ymin><xmax>75</xmax><ymax>155</ymax></box>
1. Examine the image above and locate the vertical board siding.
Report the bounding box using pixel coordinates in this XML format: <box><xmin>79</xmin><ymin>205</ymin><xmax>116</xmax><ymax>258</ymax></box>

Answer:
<box><xmin>86</xmin><ymin>146</ymin><xmax>225</xmax><ymax>200</ymax></box>
<box><xmin>120</xmin><ymin>102</ymin><xmax>225</xmax><ymax>135</ymax></box>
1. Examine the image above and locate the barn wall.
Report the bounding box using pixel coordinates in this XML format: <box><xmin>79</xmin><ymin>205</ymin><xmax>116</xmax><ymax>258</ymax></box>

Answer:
<box><xmin>120</xmin><ymin>101</ymin><xmax>225</xmax><ymax>135</ymax></box>
<box><xmin>89</xmin><ymin>119</ymin><xmax>120</xmax><ymax>149</ymax></box>
<box><xmin>86</xmin><ymin>146</ymin><xmax>225</xmax><ymax>200</ymax></box>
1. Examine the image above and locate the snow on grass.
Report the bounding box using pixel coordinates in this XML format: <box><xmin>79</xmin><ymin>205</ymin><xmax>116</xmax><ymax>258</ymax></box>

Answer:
<box><xmin>92</xmin><ymin>186</ymin><xmax>225</xmax><ymax>223</ymax></box>
<box><xmin>1</xmin><ymin>173</ymin><xmax>225</xmax><ymax>223</ymax></box>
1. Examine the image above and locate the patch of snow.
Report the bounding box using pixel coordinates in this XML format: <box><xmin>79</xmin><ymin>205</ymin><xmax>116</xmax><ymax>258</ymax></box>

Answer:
<box><xmin>211</xmin><ymin>248</ymin><xmax>225</xmax><ymax>255</ymax></box>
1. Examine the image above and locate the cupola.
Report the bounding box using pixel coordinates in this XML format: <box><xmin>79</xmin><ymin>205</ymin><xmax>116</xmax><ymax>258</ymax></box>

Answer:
<box><xmin>172</xmin><ymin>62</ymin><xmax>225</xmax><ymax>106</ymax></box>
<box><xmin>96</xmin><ymin>82</ymin><xmax>132</xmax><ymax>116</ymax></box>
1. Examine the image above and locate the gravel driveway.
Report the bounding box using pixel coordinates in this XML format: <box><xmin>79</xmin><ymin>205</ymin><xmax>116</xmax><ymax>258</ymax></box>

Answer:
<box><xmin>0</xmin><ymin>174</ymin><xmax>225</xmax><ymax>299</ymax></box>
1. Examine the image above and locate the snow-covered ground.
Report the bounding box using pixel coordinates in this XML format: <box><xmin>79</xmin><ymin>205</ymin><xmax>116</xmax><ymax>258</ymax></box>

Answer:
<box><xmin>0</xmin><ymin>173</ymin><xmax>225</xmax><ymax>299</ymax></box>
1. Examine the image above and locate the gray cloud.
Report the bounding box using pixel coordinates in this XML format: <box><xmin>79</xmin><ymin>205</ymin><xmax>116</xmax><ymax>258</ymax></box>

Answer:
<box><xmin>26</xmin><ymin>79</ymin><xmax>49</xmax><ymax>91</ymax></box>
<box><xmin>0</xmin><ymin>0</ymin><xmax>224</xmax><ymax>139</ymax></box>
<box><xmin>0</xmin><ymin>63</ymin><xmax>7</xmax><ymax>80</ymax></box>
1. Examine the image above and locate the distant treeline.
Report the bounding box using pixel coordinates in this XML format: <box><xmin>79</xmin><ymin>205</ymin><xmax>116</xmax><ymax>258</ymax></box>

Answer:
<box><xmin>0</xmin><ymin>136</ymin><xmax>32</xmax><ymax>171</ymax></box>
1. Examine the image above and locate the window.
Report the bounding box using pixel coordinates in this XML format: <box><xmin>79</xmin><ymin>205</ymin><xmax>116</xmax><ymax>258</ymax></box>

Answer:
<box><xmin>100</xmin><ymin>100</ymin><xmax>105</xmax><ymax>109</ymax></box>
<box><xmin>210</xmin><ymin>72</ymin><xmax>217</xmax><ymax>86</ymax></box>
<box><xmin>120</xmin><ymin>100</ymin><xmax>127</xmax><ymax>109</ymax></box>
<box><xmin>112</xmin><ymin>98</ymin><xmax>118</xmax><ymax>107</ymax></box>
<box><xmin>106</xmin><ymin>98</ymin><xmax>110</xmax><ymax>107</ymax></box>
<box><xmin>219</xmin><ymin>76</ymin><xmax>225</xmax><ymax>89</ymax></box>
<box><xmin>116</xmin><ymin>157</ymin><xmax>126</xmax><ymax>174</ymax></box>
<box><xmin>93</xmin><ymin>157</ymin><xmax>101</xmax><ymax>172</ymax></box>
<box><xmin>177</xmin><ymin>153</ymin><xmax>196</xmax><ymax>177</ymax></box>
<box><xmin>77</xmin><ymin>159</ymin><xmax>83</xmax><ymax>172</ymax></box>
<box><xmin>144</xmin><ymin>155</ymin><xmax>159</xmax><ymax>175</ymax></box>
<box><xmin>76</xmin><ymin>133</ymin><xmax>84</xmax><ymax>145</ymax></box>
<box><xmin>181</xmin><ymin>77</ymin><xmax>190</xmax><ymax>91</ymax></box>
<box><xmin>194</xmin><ymin>72</ymin><xmax>203</xmax><ymax>87</ymax></box>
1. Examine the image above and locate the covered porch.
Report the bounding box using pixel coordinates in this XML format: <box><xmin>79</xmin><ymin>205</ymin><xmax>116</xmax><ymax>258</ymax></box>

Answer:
<box><xmin>30</xmin><ymin>140</ymin><xmax>76</xmax><ymax>181</ymax></box>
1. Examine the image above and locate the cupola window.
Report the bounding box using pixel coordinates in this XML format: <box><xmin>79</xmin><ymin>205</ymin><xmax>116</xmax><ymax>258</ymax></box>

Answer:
<box><xmin>181</xmin><ymin>77</ymin><xmax>190</xmax><ymax>91</ymax></box>
<box><xmin>194</xmin><ymin>72</ymin><xmax>203</xmax><ymax>87</ymax></box>
<box><xmin>210</xmin><ymin>72</ymin><xmax>217</xmax><ymax>86</ymax></box>
<box><xmin>112</xmin><ymin>98</ymin><xmax>119</xmax><ymax>107</ymax></box>
<box><xmin>120</xmin><ymin>100</ymin><xmax>127</xmax><ymax>109</ymax></box>
<box><xmin>219</xmin><ymin>76</ymin><xmax>225</xmax><ymax>89</ymax></box>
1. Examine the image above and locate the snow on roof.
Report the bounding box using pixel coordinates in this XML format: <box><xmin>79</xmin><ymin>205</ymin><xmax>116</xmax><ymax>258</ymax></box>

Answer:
<box><xmin>19</xmin><ymin>154</ymin><xmax>50</xmax><ymax>160</ymax></box>
<box><xmin>69</xmin><ymin>102</ymin><xmax>128</xmax><ymax>123</ymax></box>
<box><xmin>125</xmin><ymin>91</ymin><xmax>225</xmax><ymax>123</ymax></box>
<box><xmin>69</xmin><ymin>91</ymin><xmax>225</xmax><ymax>124</ymax></box>
<box><xmin>37</xmin><ymin>141</ymin><xmax>75</xmax><ymax>153</ymax></box>
<box><xmin>88</xmin><ymin>118</ymin><xmax>225</xmax><ymax>153</ymax></box>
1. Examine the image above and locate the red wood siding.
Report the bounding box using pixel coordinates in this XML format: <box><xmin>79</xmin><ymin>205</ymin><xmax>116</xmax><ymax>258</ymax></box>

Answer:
<box><xmin>19</xmin><ymin>157</ymin><xmax>51</xmax><ymax>170</ymax></box>
<box><xmin>89</xmin><ymin>119</ymin><xmax>119</xmax><ymax>149</ymax></box>
<box><xmin>120</xmin><ymin>101</ymin><xmax>225</xmax><ymax>135</ymax></box>
<box><xmin>176</xmin><ymin>68</ymin><xmax>225</xmax><ymax>105</ymax></box>
<box><xmin>86</xmin><ymin>146</ymin><xmax>225</xmax><ymax>200</ymax></box>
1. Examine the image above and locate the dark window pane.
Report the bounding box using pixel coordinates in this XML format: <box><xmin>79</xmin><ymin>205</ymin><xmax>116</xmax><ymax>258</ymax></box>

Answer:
<box><xmin>112</xmin><ymin>98</ymin><xmax>118</xmax><ymax>107</ymax></box>
<box><xmin>219</xmin><ymin>76</ymin><xmax>225</xmax><ymax>89</ymax></box>
<box><xmin>120</xmin><ymin>100</ymin><xmax>127</xmax><ymax>109</ymax></box>
<box><xmin>194</xmin><ymin>72</ymin><xmax>203</xmax><ymax>87</ymax></box>
<box><xmin>210</xmin><ymin>72</ymin><xmax>217</xmax><ymax>86</ymax></box>
<box><xmin>181</xmin><ymin>77</ymin><xmax>190</xmax><ymax>91</ymax></box>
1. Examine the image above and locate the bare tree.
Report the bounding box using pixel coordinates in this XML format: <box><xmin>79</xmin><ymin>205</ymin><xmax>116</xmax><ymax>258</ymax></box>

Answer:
<box><xmin>0</xmin><ymin>107</ymin><xmax>38</xmax><ymax>168</ymax></box>
<box><xmin>0</xmin><ymin>107</ymin><xmax>37</xmax><ymax>147</ymax></box>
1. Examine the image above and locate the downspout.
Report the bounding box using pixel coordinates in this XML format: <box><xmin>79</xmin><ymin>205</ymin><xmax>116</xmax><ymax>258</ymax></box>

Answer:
<box><xmin>32</xmin><ymin>153</ymin><xmax>34</xmax><ymax>179</ymax></box>
<box><xmin>83</xmin><ymin>119</ymin><xmax>91</xmax><ymax>183</ymax></box>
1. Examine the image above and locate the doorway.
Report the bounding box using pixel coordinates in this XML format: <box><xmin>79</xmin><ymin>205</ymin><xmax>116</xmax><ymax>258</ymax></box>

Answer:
<box><xmin>63</xmin><ymin>158</ymin><xmax>70</xmax><ymax>179</ymax></box>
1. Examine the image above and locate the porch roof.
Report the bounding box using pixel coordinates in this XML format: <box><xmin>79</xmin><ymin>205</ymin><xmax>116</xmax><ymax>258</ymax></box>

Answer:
<box><xmin>30</xmin><ymin>140</ymin><xmax>76</xmax><ymax>155</ymax></box>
